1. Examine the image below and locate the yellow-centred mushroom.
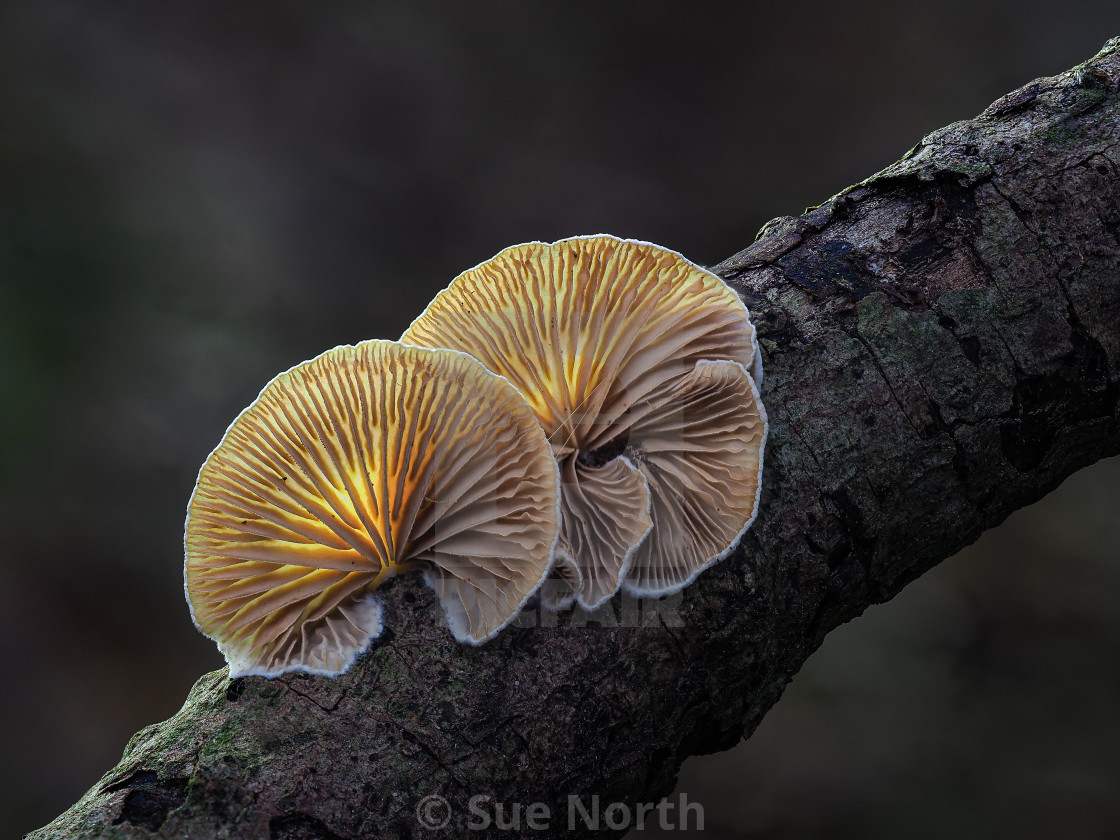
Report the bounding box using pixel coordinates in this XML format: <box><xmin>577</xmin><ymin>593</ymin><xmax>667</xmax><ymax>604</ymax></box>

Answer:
<box><xmin>184</xmin><ymin>340</ymin><xmax>561</xmax><ymax>677</ymax></box>
<box><xmin>402</xmin><ymin>235</ymin><xmax>767</xmax><ymax>609</ymax></box>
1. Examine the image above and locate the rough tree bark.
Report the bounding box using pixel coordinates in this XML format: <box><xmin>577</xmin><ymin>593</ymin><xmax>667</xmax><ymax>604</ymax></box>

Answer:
<box><xmin>32</xmin><ymin>38</ymin><xmax>1120</xmax><ymax>840</ymax></box>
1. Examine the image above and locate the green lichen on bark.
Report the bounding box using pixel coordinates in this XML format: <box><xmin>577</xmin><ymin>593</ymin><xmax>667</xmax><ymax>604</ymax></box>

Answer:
<box><xmin>31</xmin><ymin>37</ymin><xmax>1120</xmax><ymax>840</ymax></box>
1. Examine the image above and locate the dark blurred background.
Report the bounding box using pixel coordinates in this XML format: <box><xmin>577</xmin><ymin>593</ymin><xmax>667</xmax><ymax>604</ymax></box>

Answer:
<box><xmin>1</xmin><ymin>2</ymin><xmax>1118</xmax><ymax>837</ymax></box>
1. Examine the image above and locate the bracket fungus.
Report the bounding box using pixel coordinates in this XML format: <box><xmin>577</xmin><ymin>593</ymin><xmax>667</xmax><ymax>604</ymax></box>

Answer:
<box><xmin>402</xmin><ymin>235</ymin><xmax>768</xmax><ymax>609</ymax></box>
<box><xmin>184</xmin><ymin>340</ymin><xmax>561</xmax><ymax>677</ymax></box>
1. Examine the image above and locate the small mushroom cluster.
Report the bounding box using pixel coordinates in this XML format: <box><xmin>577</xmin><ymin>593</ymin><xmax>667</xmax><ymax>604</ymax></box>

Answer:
<box><xmin>184</xmin><ymin>235</ymin><xmax>767</xmax><ymax>677</ymax></box>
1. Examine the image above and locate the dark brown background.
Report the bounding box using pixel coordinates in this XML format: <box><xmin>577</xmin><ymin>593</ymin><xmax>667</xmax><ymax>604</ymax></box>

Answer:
<box><xmin>1</xmin><ymin>2</ymin><xmax>1118</xmax><ymax>837</ymax></box>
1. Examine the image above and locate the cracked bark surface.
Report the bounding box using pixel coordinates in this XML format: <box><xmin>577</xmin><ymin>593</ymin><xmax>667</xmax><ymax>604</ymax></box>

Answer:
<box><xmin>31</xmin><ymin>38</ymin><xmax>1120</xmax><ymax>840</ymax></box>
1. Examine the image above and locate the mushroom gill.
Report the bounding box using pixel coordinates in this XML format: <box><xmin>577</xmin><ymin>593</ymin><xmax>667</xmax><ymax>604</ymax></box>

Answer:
<box><xmin>402</xmin><ymin>235</ymin><xmax>767</xmax><ymax>608</ymax></box>
<box><xmin>184</xmin><ymin>340</ymin><xmax>560</xmax><ymax>677</ymax></box>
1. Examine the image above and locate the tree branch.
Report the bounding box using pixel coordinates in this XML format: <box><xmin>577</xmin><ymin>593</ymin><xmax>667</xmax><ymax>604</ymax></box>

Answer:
<box><xmin>32</xmin><ymin>38</ymin><xmax>1120</xmax><ymax>840</ymax></box>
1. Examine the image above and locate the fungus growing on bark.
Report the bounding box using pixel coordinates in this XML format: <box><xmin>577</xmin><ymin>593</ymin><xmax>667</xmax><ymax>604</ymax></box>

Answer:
<box><xmin>184</xmin><ymin>340</ymin><xmax>561</xmax><ymax>677</ymax></box>
<box><xmin>402</xmin><ymin>235</ymin><xmax>767</xmax><ymax>608</ymax></box>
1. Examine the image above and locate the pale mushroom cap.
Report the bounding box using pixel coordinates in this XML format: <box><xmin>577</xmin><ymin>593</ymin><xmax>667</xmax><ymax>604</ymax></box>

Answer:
<box><xmin>402</xmin><ymin>235</ymin><xmax>767</xmax><ymax>606</ymax></box>
<box><xmin>184</xmin><ymin>340</ymin><xmax>561</xmax><ymax>677</ymax></box>
<box><xmin>623</xmin><ymin>359</ymin><xmax>767</xmax><ymax>595</ymax></box>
